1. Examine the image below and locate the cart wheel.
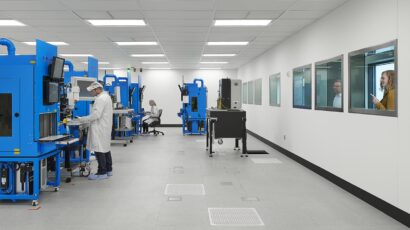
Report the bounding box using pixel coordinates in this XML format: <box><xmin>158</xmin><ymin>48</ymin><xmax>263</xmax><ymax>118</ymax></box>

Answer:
<box><xmin>32</xmin><ymin>200</ymin><xmax>39</xmax><ymax>206</ymax></box>
<box><xmin>54</xmin><ymin>187</ymin><xmax>60</xmax><ymax>192</ymax></box>
<box><xmin>130</xmin><ymin>140</ymin><xmax>134</xmax><ymax>143</ymax></box>
<box><xmin>240</xmin><ymin>155</ymin><xmax>244</xmax><ymax>158</ymax></box>
<box><xmin>123</xmin><ymin>144</ymin><xmax>127</xmax><ymax>147</ymax></box>
<box><xmin>65</xmin><ymin>177</ymin><xmax>71</xmax><ymax>183</ymax></box>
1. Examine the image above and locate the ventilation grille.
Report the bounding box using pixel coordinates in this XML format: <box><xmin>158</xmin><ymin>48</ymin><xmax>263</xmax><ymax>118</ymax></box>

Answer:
<box><xmin>208</xmin><ymin>208</ymin><xmax>264</xmax><ymax>226</ymax></box>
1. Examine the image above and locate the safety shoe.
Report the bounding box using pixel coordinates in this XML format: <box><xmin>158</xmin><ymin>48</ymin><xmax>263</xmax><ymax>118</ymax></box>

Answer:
<box><xmin>107</xmin><ymin>171</ymin><xmax>113</xmax><ymax>177</ymax></box>
<box><xmin>88</xmin><ymin>174</ymin><xmax>108</xmax><ymax>180</ymax></box>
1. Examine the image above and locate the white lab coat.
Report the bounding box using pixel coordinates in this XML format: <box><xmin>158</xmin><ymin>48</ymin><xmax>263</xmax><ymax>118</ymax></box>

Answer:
<box><xmin>144</xmin><ymin>105</ymin><xmax>159</xmax><ymax>125</ymax></box>
<box><xmin>80</xmin><ymin>91</ymin><xmax>113</xmax><ymax>153</ymax></box>
<box><xmin>333</xmin><ymin>93</ymin><xmax>342</xmax><ymax>108</ymax></box>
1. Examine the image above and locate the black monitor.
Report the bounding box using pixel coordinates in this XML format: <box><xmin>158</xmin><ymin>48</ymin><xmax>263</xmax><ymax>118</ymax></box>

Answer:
<box><xmin>50</xmin><ymin>57</ymin><xmax>65</xmax><ymax>80</ymax></box>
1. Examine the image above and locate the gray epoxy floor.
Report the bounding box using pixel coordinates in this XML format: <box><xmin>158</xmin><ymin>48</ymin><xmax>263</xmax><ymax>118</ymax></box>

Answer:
<box><xmin>0</xmin><ymin>128</ymin><xmax>407</xmax><ymax>230</ymax></box>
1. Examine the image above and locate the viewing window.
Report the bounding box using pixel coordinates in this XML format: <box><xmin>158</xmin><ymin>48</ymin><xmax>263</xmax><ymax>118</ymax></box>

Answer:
<box><xmin>248</xmin><ymin>80</ymin><xmax>254</xmax><ymax>104</ymax></box>
<box><xmin>0</xmin><ymin>94</ymin><xmax>12</xmax><ymax>136</ymax></box>
<box><xmin>349</xmin><ymin>40</ymin><xmax>397</xmax><ymax>116</ymax></box>
<box><xmin>315</xmin><ymin>56</ymin><xmax>343</xmax><ymax>111</ymax></box>
<box><xmin>242</xmin><ymin>82</ymin><xmax>248</xmax><ymax>104</ymax></box>
<box><xmin>254</xmin><ymin>78</ymin><xmax>262</xmax><ymax>105</ymax></box>
<box><xmin>293</xmin><ymin>65</ymin><xmax>312</xmax><ymax>109</ymax></box>
<box><xmin>269</xmin><ymin>73</ymin><xmax>281</xmax><ymax>107</ymax></box>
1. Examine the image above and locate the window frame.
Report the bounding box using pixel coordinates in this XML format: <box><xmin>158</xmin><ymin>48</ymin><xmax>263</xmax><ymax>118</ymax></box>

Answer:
<box><xmin>314</xmin><ymin>55</ymin><xmax>344</xmax><ymax>112</ymax></box>
<box><xmin>292</xmin><ymin>64</ymin><xmax>312</xmax><ymax>110</ymax></box>
<box><xmin>348</xmin><ymin>40</ymin><xmax>398</xmax><ymax>117</ymax></box>
<box><xmin>269</xmin><ymin>73</ymin><xmax>281</xmax><ymax>107</ymax></box>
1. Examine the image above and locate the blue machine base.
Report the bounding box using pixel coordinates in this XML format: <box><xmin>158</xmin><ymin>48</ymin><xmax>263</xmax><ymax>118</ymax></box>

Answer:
<box><xmin>0</xmin><ymin>151</ymin><xmax>61</xmax><ymax>203</ymax></box>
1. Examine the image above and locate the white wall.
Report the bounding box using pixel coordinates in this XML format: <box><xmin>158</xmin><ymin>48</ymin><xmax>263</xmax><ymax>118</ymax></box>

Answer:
<box><xmin>238</xmin><ymin>0</ymin><xmax>410</xmax><ymax>213</ymax></box>
<box><xmin>102</xmin><ymin>69</ymin><xmax>237</xmax><ymax>124</ymax></box>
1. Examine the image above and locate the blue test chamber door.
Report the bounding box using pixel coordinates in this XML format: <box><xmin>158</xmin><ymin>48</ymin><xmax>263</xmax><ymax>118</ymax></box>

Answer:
<box><xmin>0</xmin><ymin>78</ymin><xmax>20</xmax><ymax>152</ymax></box>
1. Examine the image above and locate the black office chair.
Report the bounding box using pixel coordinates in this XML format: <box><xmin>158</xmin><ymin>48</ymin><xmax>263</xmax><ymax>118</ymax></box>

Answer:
<box><xmin>145</xmin><ymin>109</ymin><xmax>164</xmax><ymax>136</ymax></box>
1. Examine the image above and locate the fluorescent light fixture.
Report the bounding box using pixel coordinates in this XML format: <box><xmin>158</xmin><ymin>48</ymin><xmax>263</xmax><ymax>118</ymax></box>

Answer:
<box><xmin>115</xmin><ymin>42</ymin><xmax>157</xmax><ymax>46</ymax></box>
<box><xmin>0</xmin><ymin>20</ymin><xmax>26</xmax><ymax>26</ymax></box>
<box><xmin>200</xmin><ymin>62</ymin><xmax>228</xmax><ymax>64</ymax></box>
<box><xmin>23</xmin><ymin>41</ymin><xmax>68</xmax><ymax>46</ymax></box>
<box><xmin>214</xmin><ymin>20</ymin><xmax>271</xmax><ymax>26</ymax></box>
<box><xmin>131</xmin><ymin>54</ymin><xmax>165</xmax><ymax>57</ymax></box>
<box><xmin>60</xmin><ymin>54</ymin><xmax>93</xmax><ymax>57</ymax></box>
<box><xmin>141</xmin><ymin>62</ymin><xmax>169</xmax><ymax>64</ymax></box>
<box><xmin>148</xmin><ymin>68</ymin><xmax>172</xmax><ymax>70</ymax></box>
<box><xmin>207</xmin><ymin>42</ymin><xmax>249</xmax><ymax>46</ymax></box>
<box><xmin>82</xmin><ymin>61</ymin><xmax>109</xmax><ymax>65</ymax></box>
<box><xmin>203</xmin><ymin>54</ymin><xmax>236</xmax><ymax>57</ymax></box>
<box><xmin>200</xmin><ymin>68</ymin><xmax>222</xmax><ymax>70</ymax></box>
<box><xmin>87</xmin><ymin>19</ymin><xmax>146</xmax><ymax>26</ymax></box>
<box><xmin>99</xmin><ymin>67</ymin><xmax>123</xmax><ymax>70</ymax></box>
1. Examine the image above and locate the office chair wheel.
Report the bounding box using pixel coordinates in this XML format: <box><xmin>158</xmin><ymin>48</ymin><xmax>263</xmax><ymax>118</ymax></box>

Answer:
<box><xmin>32</xmin><ymin>200</ymin><xmax>39</xmax><ymax>206</ymax></box>
<box><xmin>217</xmin><ymin>139</ymin><xmax>223</xmax><ymax>145</ymax></box>
<box><xmin>154</xmin><ymin>133</ymin><xmax>158</xmax><ymax>136</ymax></box>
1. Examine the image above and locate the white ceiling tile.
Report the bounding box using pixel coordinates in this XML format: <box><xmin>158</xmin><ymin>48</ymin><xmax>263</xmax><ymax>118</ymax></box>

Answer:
<box><xmin>139</xmin><ymin>0</ymin><xmax>214</xmax><ymax>10</ymax></box>
<box><xmin>281</xmin><ymin>10</ymin><xmax>328</xmax><ymax>19</ymax></box>
<box><xmin>214</xmin><ymin>11</ymin><xmax>249</xmax><ymax>19</ymax></box>
<box><xmin>0</xmin><ymin>1</ymin><xmax>65</xmax><ymax>10</ymax></box>
<box><xmin>74</xmin><ymin>10</ymin><xmax>111</xmax><ymax>19</ymax></box>
<box><xmin>290</xmin><ymin>0</ymin><xmax>348</xmax><ymax>11</ymax></box>
<box><xmin>0</xmin><ymin>0</ymin><xmax>346</xmax><ymax>69</ymax></box>
<box><xmin>109</xmin><ymin>10</ymin><xmax>144</xmax><ymax>19</ymax></box>
<box><xmin>214</xmin><ymin>0</ymin><xmax>297</xmax><ymax>11</ymax></box>
<box><xmin>61</xmin><ymin>1</ymin><xmax>140</xmax><ymax>11</ymax></box>
<box><xmin>247</xmin><ymin>10</ymin><xmax>284</xmax><ymax>19</ymax></box>
<box><xmin>0</xmin><ymin>11</ymin><xmax>77</xmax><ymax>20</ymax></box>
<box><xmin>19</xmin><ymin>19</ymin><xmax>87</xmax><ymax>27</ymax></box>
<box><xmin>144</xmin><ymin>10</ymin><xmax>213</xmax><ymax>20</ymax></box>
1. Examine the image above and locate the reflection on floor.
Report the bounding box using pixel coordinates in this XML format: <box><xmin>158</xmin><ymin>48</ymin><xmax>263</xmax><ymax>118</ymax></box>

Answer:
<box><xmin>0</xmin><ymin>128</ymin><xmax>407</xmax><ymax>230</ymax></box>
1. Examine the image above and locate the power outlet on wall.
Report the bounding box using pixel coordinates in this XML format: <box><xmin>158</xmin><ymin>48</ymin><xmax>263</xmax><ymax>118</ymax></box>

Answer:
<box><xmin>283</xmin><ymin>135</ymin><xmax>286</xmax><ymax>141</ymax></box>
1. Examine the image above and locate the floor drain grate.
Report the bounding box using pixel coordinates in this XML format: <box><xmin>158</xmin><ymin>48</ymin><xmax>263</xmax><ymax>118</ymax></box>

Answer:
<box><xmin>208</xmin><ymin>208</ymin><xmax>264</xmax><ymax>226</ymax></box>
<box><xmin>250</xmin><ymin>158</ymin><xmax>282</xmax><ymax>164</ymax></box>
<box><xmin>165</xmin><ymin>184</ymin><xmax>205</xmax><ymax>195</ymax></box>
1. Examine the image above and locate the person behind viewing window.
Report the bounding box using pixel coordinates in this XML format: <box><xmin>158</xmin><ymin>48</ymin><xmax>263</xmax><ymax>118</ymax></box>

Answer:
<box><xmin>371</xmin><ymin>70</ymin><xmax>396</xmax><ymax>111</ymax></box>
<box><xmin>332</xmin><ymin>80</ymin><xmax>342</xmax><ymax>108</ymax></box>
<box><xmin>142</xmin><ymin>99</ymin><xmax>159</xmax><ymax>133</ymax></box>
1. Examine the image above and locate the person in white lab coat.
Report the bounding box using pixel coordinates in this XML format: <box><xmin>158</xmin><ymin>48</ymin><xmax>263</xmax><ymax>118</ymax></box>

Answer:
<box><xmin>142</xmin><ymin>100</ymin><xmax>159</xmax><ymax>133</ymax></box>
<box><xmin>332</xmin><ymin>80</ymin><xmax>342</xmax><ymax>108</ymax></box>
<box><xmin>78</xmin><ymin>82</ymin><xmax>113</xmax><ymax>180</ymax></box>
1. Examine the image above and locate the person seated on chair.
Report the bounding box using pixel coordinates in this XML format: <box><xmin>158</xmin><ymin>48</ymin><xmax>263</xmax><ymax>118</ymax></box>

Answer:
<box><xmin>142</xmin><ymin>99</ymin><xmax>159</xmax><ymax>133</ymax></box>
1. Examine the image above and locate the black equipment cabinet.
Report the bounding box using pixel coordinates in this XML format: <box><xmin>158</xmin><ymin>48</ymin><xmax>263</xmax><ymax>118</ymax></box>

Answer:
<box><xmin>206</xmin><ymin>109</ymin><xmax>247</xmax><ymax>157</ymax></box>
